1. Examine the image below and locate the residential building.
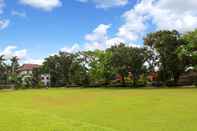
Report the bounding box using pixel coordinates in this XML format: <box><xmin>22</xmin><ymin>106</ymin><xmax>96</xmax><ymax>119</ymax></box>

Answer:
<box><xmin>18</xmin><ymin>64</ymin><xmax>40</xmax><ymax>76</ymax></box>
<box><xmin>17</xmin><ymin>64</ymin><xmax>50</xmax><ymax>86</ymax></box>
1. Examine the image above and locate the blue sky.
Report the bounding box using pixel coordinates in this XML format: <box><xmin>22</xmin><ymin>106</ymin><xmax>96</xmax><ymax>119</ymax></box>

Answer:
<box><xmin>0</xmin><ymin>0</ymin><xmax>197</xmax><ymax>64</ymax></box>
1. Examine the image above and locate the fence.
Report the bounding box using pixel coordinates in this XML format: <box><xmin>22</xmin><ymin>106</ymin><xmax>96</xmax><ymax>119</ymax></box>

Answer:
<box><xmin>0</xmin><ymin>84</ymin><xmax>15</xmax><ymax>89</ymax></box>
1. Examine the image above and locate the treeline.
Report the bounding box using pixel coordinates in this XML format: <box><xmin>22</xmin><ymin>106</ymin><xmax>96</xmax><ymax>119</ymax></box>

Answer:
<box><xmin>38</xmin><ymin>30</ymin><xmax>196</xmax><ymax>87</ymax></box>
<box><xmin>0</xmin><ymin>30</ymin><xmax>196</xmax><ymax>88</ymax></box>
<box><xmin>0</xmin><ymin>56</ymin><xmax>20</xmax><ymax>86</ymax></box>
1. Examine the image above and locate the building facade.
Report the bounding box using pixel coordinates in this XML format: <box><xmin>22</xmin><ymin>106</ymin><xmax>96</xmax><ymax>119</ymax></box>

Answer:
<box><xmin>17</xmin><ymin>64</ymin><xmax>50</xmax><ymax>86</ymax></box>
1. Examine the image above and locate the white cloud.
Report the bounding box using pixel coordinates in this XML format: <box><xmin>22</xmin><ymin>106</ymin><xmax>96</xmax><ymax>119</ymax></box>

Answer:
<box><xmin>79</xmin><ymin>0</ymin><xmax>197</xmax><ymax>51</ymax></box>
<box><xmin>85</xmin><ymin>24</ymin><xmax>111</xmax><ymax>42</ymax></box>
<box><xmin>0</xmin><ymin>45</ymin><xmax>27</xmax><ymax>59</ymax></box>
<box><xmin>106</xmin><ymin>37</ymin><xmax>125</xmax><ymax>47</ymax></box>
<box><xmin>33</xmin><ymin>0</ymin><xmax>197</xmax><ymax>52</ymax></box>
<box><xmin>152</xmin><ymin>0</ymin><xmax>197</xmax><ymax>32</ymax></box>
<box><xmin>77</xmin><ymin>0</ymin><xmax>128</xmax><ymax>8</ymax></box>
<box><xmin>0</xmin><ymin>19</ymin><xmax>9</xmax><ymax>29</ymax></box>
<box><xmin>0</xmin><ymin>0</ymin><xmax>5</xmax><ymax>14</ymax></box>
<box><xmin>116</xmin><ymin>0</ymin><xmax>197</xmax><ymax>43</ymax></box>
<box><xmin>146</xmin><ymin>0</ymin><xmax>197</xmax><ymax>32</ymax></box>
<box><xmin>24</xmin><ymin>58</ymin><xmax>44</xmax><ymax>65</ymax></box>
<box><xmin>0</xmin><ymin>45</ymin><xmax>44</xmax><ymax>65</ymax></box>
<box><xmin>19</xmin><ymin>0</ymin><xmax>62</xmax><ymax>11</ymax></box>
<box><xmin>117</xmin><ymin>9</ymin><xmax>148</xmax><ymax>41</ymax></box>
<box><xmin>14</xmin><ymin>49</ymin><xmax>27</xmax><ymax>59</ymax></box>
<box><xmin>128</xmin><ymin>43</ymin><xmax>143</xmax><ymax>48</ymax></box>
<box><xmin>0</xmin><ymin>0</ymin><xmax>9</xmax><ymax>30</ymax></box>
<box><xmin>84</xmin><ymin>24</ymin><xmax>111</xmax><ymax>50</ymax></box>
<box><xmin>83</xmin><ymin>23</ymin><xmax>143</xmax><ymax>50</ymax></box>
<box><xmin>0</xmin><ymin>1</ymin><xmax>9</xmax><ymax>30</ymax></box>
<box><xmin>157</xmin><ymin>0</ymin><xmax>197</xmax><ymax>13</ymax></box>
<box><xmin>11</xmin><ymin>10</ymin><xmax>26</xmax><ymax>17</ymax></box>
<box><xmin>116</xmin><ymin>0</ymin><xmax>152</xmax><ymax>42</ymax></box>
<box><xmin>84</xmin><ymin>42</ymin><xmax>105</xmax><ymax>51</ymax></box>
<box><xmin>61</xmin><ymin>43</ymin><xmax>80</xmax><ymax>53</ymax></box>
<box><xmin>106</xmin><ymin>37</ymin><xmax>142</xmax><ymax>48</ymax></box>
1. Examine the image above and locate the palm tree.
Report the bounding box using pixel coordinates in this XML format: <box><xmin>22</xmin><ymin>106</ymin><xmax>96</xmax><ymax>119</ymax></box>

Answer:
<box><xmin>0</xmin><ymin>55</ymin><xmax>5</xmax><ymax>73</ymax></box>
<box><xmin>0</xmin><ymin>55</ymin><xmax>6</xmax><ymax>84</ymax></box>
<box><xmin>9</xmin><ymin>56</ymin><xmax>20</xmax><ymax>84</ymax></box>
<box><xmin>10</xmin><ymin>56</ymin><xmax>19</xmax><ymax>75</ymax></box>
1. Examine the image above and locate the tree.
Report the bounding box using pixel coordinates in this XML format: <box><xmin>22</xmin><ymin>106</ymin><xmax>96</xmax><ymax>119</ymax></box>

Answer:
<box><xmin>143</xmin><ymin>47</ymin><xmax>159</xmax><ymax>73</ymax></box>
<box><xmin>108</xmin><ymin>44</ymin><xmax>129</xmax><ymax>85</ymax></box>
<box><xmin>10</xmin><ymin>56</ymin><xmax>19</xmax><ymax>74</ymax></box>
<box><xmin>43</xmin><ymin>51</ymin><xmax>89</xmax><ymax>87</ymax></box>
<box><xmin>32</xmin><ymin>67</ymin><xmax>43</xmax><ymax>87</ymax></box>
<box><xmin>101</xmin><ymin>50</ymin><xmax>115</xmax><ymax>84</ymax></box>
<box><xmin>109</xmin><ymin>44</ymin><xmax>147</xmax><ymax>86</ymax></box>
<box><xmin>177</xmin><ymin>29</ymin><xmax>197</xmax><ymax>70</ymax></box>
<box><xmin>0</xmin><ymin>55</ymin><xmax>7</xmax><ymax>84</ymax></box>
<box><xmin>43</xmin><ymin>54</ymin><xmax>64</xmax><ymax>86</ymax></box>
<box><xmin>126</xmin><ymin>47</ymin><xmax>147</xmax><ymax>87</ymax></box>
<box><xmin>80</xmin><ymin>50</ymin><xmax>115</xmax><ymax>85</ymax></box>
<box><xmin>144</xmin><ymin>30</ymin><xmax>185</xmax><ymax>84</ymax></box>
<box><xmin>68</xmin><ymin>52</ymin><xmax>89</xmax><ymax>86</ymax></box>
<box><xmin>9</xmin><ymin>56</ymin><xmax>20</xmax><ymax>84</ymax></box>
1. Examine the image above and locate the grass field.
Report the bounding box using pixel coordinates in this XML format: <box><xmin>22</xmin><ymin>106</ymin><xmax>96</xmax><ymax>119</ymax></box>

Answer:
<box><xmin>0</xmin><ymin>88</ymin><xmax>197</xmax><ymax>131</ymax></box>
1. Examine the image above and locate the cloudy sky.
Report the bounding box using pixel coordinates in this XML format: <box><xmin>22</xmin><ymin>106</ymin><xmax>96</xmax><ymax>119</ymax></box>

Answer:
<box><xmin>0</xmin><ymin>0</ymin><xmax>197</xmax><ymax>64</ymax></box>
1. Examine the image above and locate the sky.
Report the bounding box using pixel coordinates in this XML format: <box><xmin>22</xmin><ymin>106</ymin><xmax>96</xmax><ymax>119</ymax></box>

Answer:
<box><xmin>0</xmin><ymin>0</ymin><xmax>197</xmax><ymax>64</ymax></box>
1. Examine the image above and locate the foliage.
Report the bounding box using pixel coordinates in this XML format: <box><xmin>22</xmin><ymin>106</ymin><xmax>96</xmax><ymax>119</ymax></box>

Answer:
<box><xmin>1</xmin><ymin>29</ymin><xmax>197</xmax><ymax>88</ymax></box>
<box><xmin>177</xmin><ymin>29</ymin><xmax>197</xmax><ymax>70</ymax></box>
<box><xmin>144</xmin><ymin>30</ymin><xmax>185</xmax><ymax>84</ymax></box>
<box><xmin>80</xmin><ymin>50</ymin><xmax>115</xmax><ymax>84</ymax></box>
<box><xmin>9</xmin><ymin>56</ymin><xmax>20</xmax><ymax>84</ymax></box>
<box><xmin>109</xmin><ymin>44</ymin><xmax>148</xmax><ymax>86</ymax></box>
<box><xmin>42</xmin><ymin>52</ymin><xmax>89</xmax><ymax>86</ymax></box>
<box><xmin>32</xmin><ymin>67</ymin><xmax>43</xmax><ymax>87</ymax></box>
<box><xmin>0</xmin><ymin>55</ymin><xmax>7</xmax><ymax>84</ymax></box>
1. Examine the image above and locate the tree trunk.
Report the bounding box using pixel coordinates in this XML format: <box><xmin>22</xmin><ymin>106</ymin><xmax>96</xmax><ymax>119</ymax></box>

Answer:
<box><xmin>173</xmin><ymin>72</ymin><xmax>180</xmax><ymax>86</ymax></box>
<box><xmin>121</xmin><ymin>74</ymin><xmax>125</xmax><ymax>86</ymax></box>
<box><xmin>133</xmin><ymin>78</ymin><xmax>137</xmax><ymax>87</ymax></box>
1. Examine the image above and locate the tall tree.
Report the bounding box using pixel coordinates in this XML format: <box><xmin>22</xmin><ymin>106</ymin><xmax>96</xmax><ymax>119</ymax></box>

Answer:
<box><xmin>81</xmin><ymin>50</ymin><xmax>115</xmax><ymax>84</ymax></box>
<box><xmin>0</xmin><ymin>55</ymin><xmax>7</xmax><ymax>84</ymax></box>
<box><xmin>43</xmin><ymin>54</ymin><xmax>63</xmax><ymax>86</ymax></box>
<box><xmin>126</xmin><ymin>47</ymin><xmax>147</xmax><ymax>86</ymax></box>
<box><xmin>9</xmin><ymin>56</ymin><xmax>20</xmax><ymax>84</ymax></box>
<box><xmin>108</xmin><ymin>44</ymin><xmax>129</xmax><ymax>85</ymax></box>
<box><xmin>177</xmin><ymin>29</ymin><xmax>197</xmax><ymax>70</ymax></box>
<box><xmin>43</xmin><ymin>52</ymin><xmax>89</xmax><ymax>87</ymax></box>
<box><xmin>10</xmin><ymin>56</ymin><xmax>20</xmax><ymax>76</ymax></box>
<box><xmin>109</xmin><ymin>44</ymin><xmax>147</xmax><ymax>86</ymax></box>
<box><xmin>144</xmin><ymin>30</ymin><xmax>185</xmax><ymax>84</ymax></box>
<box><xmin>67</xmin><ymin>52</ymin><xmax>89</xmax><ymax>85</ymax></box>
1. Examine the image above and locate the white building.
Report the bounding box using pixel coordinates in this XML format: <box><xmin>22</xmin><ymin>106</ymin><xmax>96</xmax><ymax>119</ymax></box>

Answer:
<box><xmin>41</xmin><ymin>74</ymin><xmax>50</xmax><ymax>86</ymax></box>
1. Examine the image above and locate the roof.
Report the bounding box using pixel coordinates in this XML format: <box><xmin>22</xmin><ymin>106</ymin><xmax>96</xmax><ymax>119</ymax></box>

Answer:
<box><xmin>18</xmin><ymin>64</ymin><xmax>40</xmax><ymax>72</ymax></box>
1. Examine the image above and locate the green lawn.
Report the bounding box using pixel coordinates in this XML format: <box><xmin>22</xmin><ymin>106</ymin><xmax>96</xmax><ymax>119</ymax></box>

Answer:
<box><xmin>0</xmin><ymin>88</ymin><xmax>197</xmax><ymax>131</ymax></box>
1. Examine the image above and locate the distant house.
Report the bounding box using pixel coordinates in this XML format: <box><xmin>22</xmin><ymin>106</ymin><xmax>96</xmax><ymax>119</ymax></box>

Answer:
<box><xmin>17</xmin><ymin>64</ymin><xmax>50</xmax><ymax>86</ymax></box>
<box><xmin>18</xmin><ymin>64</ymin><xmax>40</xmax><ymax>84</ymax></box>
<box><xmin>18</xmin><ymin>64</ymin><xmax>40</xmax><ymax>76</ymax></box>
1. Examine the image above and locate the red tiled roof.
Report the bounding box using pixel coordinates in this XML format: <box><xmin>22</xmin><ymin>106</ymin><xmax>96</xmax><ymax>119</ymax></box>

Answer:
<box><xmin>18</xmin><ymin>64</ymin><xmax>40</xmax><ymax>72</ymax></box>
